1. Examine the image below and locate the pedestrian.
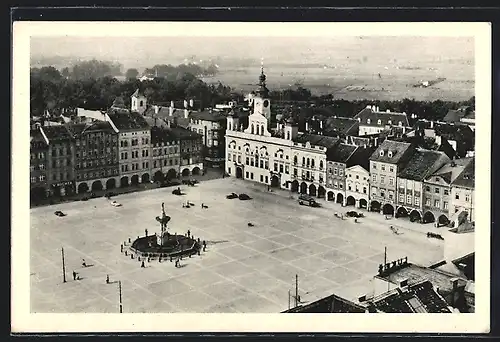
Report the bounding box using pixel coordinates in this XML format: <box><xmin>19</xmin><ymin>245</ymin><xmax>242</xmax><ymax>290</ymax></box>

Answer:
<box><xmin>147</xmin><ymin>257</ymin><xmax>150</xmax><ymax>262</ymax></box>
<box><xmin>138</xmin><ymin>256</ymin><xmax>141</xmax><ymax>262</ymax></box>
<box><xmin>73</xmin><ymin>271</ymin><xmax>77</xmax><ymax>280</ymax></box>
<box><xmin>131</xmin><ymin>254</ymin><xmax>134</xmax><ymax>259</ymax></box>
<box><xmin>159</xmin><ymin>256</ymin><xmax>162</xmax><ymax>263</ymax></box>
<box><xmin>141</xmin><ymin>261</ymin><xmax>145</xmax><ymax>268</ymax></box>
<box><xmin>82</xmin><ymin>259</ymin><xmax>87</xmax><ymax>267</ymax></box>
<box><xmin>203</xmin><ymin>245</ymin><xmax>206</xmax><ymax>252</ymax></box>
<box><xmin>197</xmin><ymin>238</ymin><xmax>200</xmax><ymax>244</ymax></box>
<box><xmin>175</xmin><ymin>259</ymin><xmax>178</xmax><ymax>268</ymax></box>
<box><xmin>170</xmin><ymin>256</ymin><xmax>173</xmax><ymax>262</ymax></box>
<box><xmin>125</xmin><ymin>250</ymin><xmax>128</xmax><ymax>256</ymax></box>
<box><xmin>106</xmin><ymin>274</ymin><xmax>109</xmax><ymax>284</ymax></box>
<box><xmin>120</xmin><ymin>244</ymin><xmax>123</xmax><ymax>253</ymax></box>
<box><xmin>197</xmin><ymin>250</ymin><xmax>200</xmax><ymax>256</ymax></box>
<box><xmin>203</xmin><ymin>240</ymin><xmax>206</xmax><ymax>247</ymax></box>
<box><xmin>187</xmin><ymin>230</ymin><xmax>191</xmax><ymax>238</ymax></box>
<box><xmin>128</xmin><ymin>237</ymin><xmax>131</xmax><ymax>243</ymax></box>
<box><xmin>145</xmin><ymin>229</ymin><xmax>148</xmax><ymax>237</ymax></box>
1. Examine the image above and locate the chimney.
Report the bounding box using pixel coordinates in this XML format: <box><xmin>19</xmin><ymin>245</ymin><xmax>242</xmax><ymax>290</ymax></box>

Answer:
<box><xmin>430</xmin><ymin>120</ymin><xmax>434</xmax><ymax>129</ymax></box>
<box><xmin>184</xmin><ymin>109</ymin><xmax>189</xmax><ymax>119</ymax></box>
<box><xmin>184</xmin><ymin>100</ymin><xmax>188</xmax><ymax>109</ymax></box>
<box><xmin>154</xmin><ymin>105</ymin><xmax>160</xmax><ymax>114</ymax></box>
<box><xmin>170</xmin><ymin>101</ymin><xmax>174</xmax><ymax>108</ymax></box>
<box><xmin>386</xmin><ymin>109</ymin><xmax>390</xmax><ymax>113</ymax></box>
<box><xmin>305</xmin><ymin>122</ymin><xmax>309</xmax><ymax>132</ymax></box>
<box><xmin>189</xmin><ymin>99</ymin><xmax>194</xmax><ymax>108</ymax></box>
<box><xmin>169</xmin><ymin>106</ymin><xmax>174</xmax><ymax>116</ymax></box>
<box><xmin>320</xmin><ymin>120</ymin><xmax>323</xmax><ymax>130</ymax></box>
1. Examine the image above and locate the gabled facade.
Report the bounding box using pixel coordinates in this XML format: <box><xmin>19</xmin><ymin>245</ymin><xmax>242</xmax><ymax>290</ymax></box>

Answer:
<box><xmin>450</xmin><ymin>158</ymin><xmax>475</xmax><ymax>223</ymax></box>
<box><xmin>353</xmin><ymin>105</ymin><xmax>410</xmax><ymax>136</ymax></box>
<box><xmin>345</xmin><ymin>164</ymin><xmax>370</xmax><ymax>209</ymax></box>
<box><xmin>150</xmin><ymin>126</ymin><xmax>181</xmax><ymax>182</ymax></box>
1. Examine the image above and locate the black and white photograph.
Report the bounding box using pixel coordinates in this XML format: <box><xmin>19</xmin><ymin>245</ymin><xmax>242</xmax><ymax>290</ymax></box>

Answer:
<box><xmin>12</xmin><ymin>21</ymin><xmax>491</xmax><ymax>333</ymax></box>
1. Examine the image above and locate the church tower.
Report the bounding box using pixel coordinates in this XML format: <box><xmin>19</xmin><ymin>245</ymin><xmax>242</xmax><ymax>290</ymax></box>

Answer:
<box><xmin>131</xmin><ymin>89</ymin><xmax>147</xmax><ymax>114</ymax></box>
<box><xmin>252</xmin><ymin>66</ymin><xmax>271</xmax><ymax>121</ymax></box>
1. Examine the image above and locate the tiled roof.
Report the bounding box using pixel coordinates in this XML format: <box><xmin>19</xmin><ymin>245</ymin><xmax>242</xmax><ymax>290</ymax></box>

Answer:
<box><xmin>131</xmin><ymin>89</ymin><xmax>144</xmax><ymax>98</ymax></box>
<box><xmin>372</xmin><ymin>280</ymin><xmax>451</xmax><ymax>313</ymax></box>
<box><xmin>150</xmin><ymin>126</ymin><xmax>178</xmax><ymax>145</ymax></box>
<box><xmin>30</xmin><ymin>129</ymin><xmax>47</xmax><ymax>144</ymax></box>
<box><xmin>76</xmin><ymin>108</ymin><xmax>107</xmax><ymax>121</ymax></box>
<box><xmin>327</xmin><ymin>143</ymin><xmax>357</xmax><ymax>163</ymax></box>
<box><xmin>443</xmin><ymin>106</ymin><xmax>471</xmax><ymax>123</ymax></box>
<box><xmin>83</xmin><ymin>120</ymin><xmax>117</xmax><ymax>133</ymax></box>
<box><xmin>111</xmin><ymin>96</ymin><xmax>127</xmax><ymax>109</ymax></box>
<box><xmin>190</xmin><ymin>110</ymin><xmax>226</xmax><ymax>122</ymax></box>
<box><xmin>143</xmin><ymin>116</ymin><xmax>170</xmax><ymax>129</ymax></box>
<box><xmin>346</xmin><ymin>145</ymin><xmax>377</xmax><ymax>169</ymax></box>
<box><xmin>427</xmin><ymin>158</ymin><xmax>472</xmax><ymax>185</ymax></box>
<box><xmin>369</xmin><ymin>139</ymin><xmax>413</xmax><ymax>164</ymax></box>
<box><xmin>169</xmin><ymin>127</ymin><xmax>202</xmax><ymax>140</ymax></box>
<box><xmin>451</xmin><ymin>158</ymin><xmax>474</xmax><ymax>188</ymax></box>
<box><xmin>325</xmin><ymin>117</ymin><xmax>359</xmax><ymax>134</ymax></box>
<box><xmin>40</xmin><ymin>125</ymin><xmax>73</xmax><ymax>142</ymax></box>
<box><xmin>293</xmin><ymin>134</ymin><xmax>340</xmax><ymax>149</ymax></box>
<box><xmin>66</xmin><ymin>123</ymin><xmax>87</xmax><ymax>137</ymax></box>
<box><xmin>354</xmin><ymin>107</ymin><xmax>410</xmax><ymax>127</ymax></box>
<box><xmin>398</xmin><ymin>149</ymin><xmax>446</xmax><ymax>181</ymax></box>
<box><xmin>107</xmin><ymin>111</ymin><xmax>150</xmax><ymax>131</ymax></box>
<box><xmin>435</xmin><ymin>123</ymin><xmax>474</xmax><ymax>144</ymax></box>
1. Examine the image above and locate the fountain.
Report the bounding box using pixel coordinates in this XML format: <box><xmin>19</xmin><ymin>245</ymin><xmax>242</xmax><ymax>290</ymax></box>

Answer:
<box><xmin>130</xmin><ymin>202</ymin><xmax>200</xmax><ymax>258</ymax></box>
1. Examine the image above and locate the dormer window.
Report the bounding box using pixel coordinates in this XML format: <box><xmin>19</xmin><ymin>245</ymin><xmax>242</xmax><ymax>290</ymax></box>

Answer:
<box><xmin>398</xmin><ymin>121</ymin><xmax>402</xmax><ymax>126</ymax></box>
<box><xmin>377</xmin><ymin>119</ymin><xmax>382</xmax><ymax>125</ymax></box>
<box><xmin>367</xmin><ymin>119</ymin><xmax>371</xmax><ymax>124</ymax></box>
<box><xmin>379</xmin><ymin>150</ymin><xmax>384</xmax><ymax>156</ymax></box>
<box><xmin>388</xmin><ymin>151</ymin><xmax>393</xmax><ymax>158</ymax></box>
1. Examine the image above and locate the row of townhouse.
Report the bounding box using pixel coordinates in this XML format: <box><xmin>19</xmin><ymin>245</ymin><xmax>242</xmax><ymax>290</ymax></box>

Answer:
<box><xmin>224</xmin><ymin>77</ymin><xmax>475</xmax><ymax>226</ymax></box>
<box><xmin>29</xmin><ymin>110</ymin><xmax>204</xmax><ymax>202</ymax></box>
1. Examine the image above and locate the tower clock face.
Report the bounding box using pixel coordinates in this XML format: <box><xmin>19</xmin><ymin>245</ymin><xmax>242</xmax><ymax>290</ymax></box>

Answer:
<box><xmin>263</xmin><ymin>100</ymin><xmax>269</xmax><ymax>108</ymax></box>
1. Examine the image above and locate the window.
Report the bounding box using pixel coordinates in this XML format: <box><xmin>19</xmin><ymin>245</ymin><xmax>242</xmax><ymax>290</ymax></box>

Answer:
<box><xmin>334</xmin><ymin>180</ymin><xmax>338</xmax><ymax>188</ymax></box>
<box><xmin>414</xmin><ymin>198</ymin><xmax>420</xmax><ymax>206</ymax></box>
<box><xmin>389</xmin><ymin>177</ymin><xmax>394</xmax><ymax>185</ymax></box>
<box><xmin>334</xmin><ymin>168</ymin><xmax>338</xmax><ymax>176</ymax></box>
<box><xmin>260</xmin><ymin>175</ymin><xmax>263</xmax><ymax>182</ymax></box>
<box><xmin>250</xmin><ymin>173</ymin><xmax>254</xmax><ymax>180</ymax></box>
<box><xmin>238</xmin><ymin>156</ymin><xmax>241</xmax><ymax>163</ymax></box>
<box><xmin>265</xmin><ymin>161</ymin><xmax>268</xmax><ymax>169</ymax></box>
<box><xmin>311</xmin><ymin>160</ymin><xmax>315</xmax><ymax>168</ymax></box>
<box><xmin>372</xmin><ymin>163</ymin><xmax>377</xmax><ymax>169</ymax></box>
<box><xmin>380</xmin><ymin>175</ymin><xmax>385</xmax><ymax>184</ymax></box>
<box><xmin>339</xmin><ymin>169</ymin><xmax>343</xmax><ymax>177</ymax></box>
<box><xmin>319</xmin><ymin>161</ymin><xmax>323</xmax><ymax>169</ymax></box>
<box><xmin>434</xmin><ymin>200</ymin><xmax>440</xmax><ymax>208</ymax></box>
<box><xmin>363</xmin><ymin>187</ymin><xmax>367</xmax><ymax>194</ymax></box>
<box><xmin>294</xmin><ymin>156</ymin><xmax>298</xmax><ymax>165</ymax></box>
<box><xmin>227</xmin><ymin>154</ymin><xmax>231</xmax><ymax>162</ymax></box>
<box><xmin>260</xmin><ymin>160</ymin><xmax>264</xmax><ymax>168</ymax></box>
<box><xmin>294</xmin><ymin>168</ymin><xmax>298</xmax><ymax>176</ymax></box>
<box><xmin>356</xmin><ymin>175</ymin><xmax>359</xmax><ymax>179</ymax></box>
<box><xmin>465</xmin><ymin>195</ymin><xmax>470</xmax><ymax>202</ymax></box>
<box><xmin>246</xmin><ymin>157</ymin><xmax>249</xmax><ymax>165</ymax></box>
<box><xmin>265</xmin><ymin>176</ymin><xmax>268</xmax><ymax>183</ymax></box>
<box><xmin>388</xmin><ymin>192</ymin><xmax>393</xmax><ymax>200</ymax></box>
<box><xmin>443</xmin><ymin>201</ymin><xmax>448</xmax><ymax>209</ymax></box>
<box><xmin>367</xmin><ymin>119</ymin><xmax>371</xmax><ymax>124</ymax></box>
<box><xmin>381</xmin><ymin>165</ymin><xmax>385</xmax><ymax>171</ymax></box>
<box><xmin>40</xmin><ymin>175</ymin><xmax>45</xmax><ymax>181</ymax></box>
<box><xmin>274</xmin><ymin>163</ymin><xmax>278</xmax><ymax>172</ymax></box>
<box><xmin>372</xmin><ymin>174</ymin><xmax>377</xmax><ymax>182</ymax></box>
<box><xmin>434</xmin><ymin>187</ymin><xmax>440</xmax><ymax>194</ymax></box>
<box><xmin>245</xmin><ymin>172</ymin><xmax>249</xmax><ymax>178</ymax></box>
<box><xmin>348</xmin><ymin>185</ymin><xmax>352</xmax><ymax>191</ymax></box>
<box><xmin>372</xmin><ymin>187</ymin><xmax>377</xmax><ymax>196</ymax></box>
<box><xmin>339</xmin><ymin>183</ymin><xmax>343</xmax><ymax>189</ymax></box>
<box><xmin>426</xmin><ymin>186</ymin><xmax>431</xmax><ymax>192</ymax></box>
<box><xmin>399</xmin><ymin>195</ymin><xmax>405</xmax><ymax>202</ymax></box>
<box><xmin>444</xmin><ymin>189</ymin><xmax>449</xmax><ymax>195</ymax></box>
<box><xmin>407</xmin><ymin>195</ymin><xmax>412</xmax><ymax>204</ymax></box>
<box><xmin>377</xmin><ymin>119</ymin><xmax>382</xmax><ymax>125</ymax></box>
<box><xmin>39</xmin><ymin>164</ymin><xmax>45</xmax><ymax>170</ymax></box>
<box><xmin>30</xmin><ymin>176</ymin><xmax>36</xmax><ymax>183</ymax></box>
<box><xmin>380</xmin><ymin>191</ymin><xmax>385</xmax><ymax>198</ymax></box>
<box><xmin>389</xmin><ymin>166</ymin><xmax>394</xmax><ymax>172</ymax></box>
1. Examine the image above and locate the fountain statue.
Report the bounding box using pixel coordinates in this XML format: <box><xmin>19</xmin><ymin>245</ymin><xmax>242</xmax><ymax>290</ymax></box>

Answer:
<box><xmin>156</xmin><ymin>202</ymin><xmax>171</xmax><ymax>247</ymax></box>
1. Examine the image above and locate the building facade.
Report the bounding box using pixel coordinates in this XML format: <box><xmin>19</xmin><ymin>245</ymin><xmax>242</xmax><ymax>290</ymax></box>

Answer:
<box><xmin>30</xmin><ymin>128</ymin><xmax>49</xmax><ymax>201</ymax></box>
<box><xmin>40</xmin><ymin>125</ymin><xmax>76</xmax><ymax>197</ymax></box>
<box><xmin>422</xmin><ymin>158</ymin><xmax>472</xmax><ymax>226</ymax></box>
<box><xmin>396</xmin><ymin>149</ymin><xmax>450</xmax><ymax>222</ymax></box>
<box><xmin>450</xmin><ymin>158</ymin><xmax>475</xmax><ymax>223</ymax></box>
<box><xmin>69</xmin><ymin>121</ymin><xmax>120</xmax><ymax>193</ymax></box>
<box><xmin>325</xmin><ymin>143</ymin><xmax>356</xmax><ymax>205</ymax></box>
<box><xmin>170</xmin><ymin>127</ymin><xmax>204</xmax><ymax>177</ymax></box>
<box><xmin>107</xmin><ymin>110</ymin><xmax>152</xmax><ymax>187</ymax></box>
<box><xmin>189</xmin><ymin>110</ymin><xmax>227</xmax><ymax>168</ymax></box>
<box><xmin>369</xmin><ymin>140</ymin><xmax>414</xmax><ymax>215</ymax></box>
<box><xmin>345</xmin><ymin>165</ymin><xmax>370</xmax><ymax>209</ymax></box>
<box><xmin>150</xmin><ymin>126</ymin><xmax>181</xmax><ymax>182</ymax></box>
<box><xmin>353</xmin><ymin>105</ymin><xmax>410</xmax><ymax>136</ymax></box>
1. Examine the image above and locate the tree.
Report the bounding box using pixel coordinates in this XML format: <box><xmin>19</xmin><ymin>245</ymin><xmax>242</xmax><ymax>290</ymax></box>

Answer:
<box><xmin>125</xmin><ymin>68</ymin><xmax>139</xmax><ymax>80</ymax></box>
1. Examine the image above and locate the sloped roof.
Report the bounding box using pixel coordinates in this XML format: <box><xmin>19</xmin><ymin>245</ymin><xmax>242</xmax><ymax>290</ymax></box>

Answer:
<box><xmin>282</xmin><ymin>293</ymin><xmax>365</xmax><ymax>313</ymax></box>
<box><xmin>327</xmin><ymin>143</ymin><xmax>357</xmax><ymax>163</ymax></box>
<box><xmin>435</xmin><ymin>123</ymin><xmax>474</xmax><ymax>144</ymax></box>
<box><xmin>325</xmin><ymin>117</ymin><xmax>359</xmax><ymax>134</ymax></box>
<box><xmin>107</xmin><ymin>111</ymin><xmax>150</xmax><ymax>131</ymax></box>
<box><xmin>443</xmin><ymin>106</ymin><xmax>471</xmax><ymax>123</ymax></box>
<box><xmin>427</xmin><ymin>158</ymin><xmax>472</xmax><ymax>184</ymax></box>
<box><xmin>346</xmin><ymin>145</ymin><xmax>377</xmax><ymax>169</ymax></box>
<box><xmin>83</xmin><ymin>120</ymin><xmax>117</xmax><ymax>133</ymax></box>
<box><xmin>293</xmin><ymin>134</ymin><xmax>340</xmax><ymax>149</ymax></box>
<box><xmin>372</xmin><ymin>280</ymin><xmax>451</xmax><ymax>313</ymax></box>
<box><xmin>30</xmin><ymin>129</ymin><xmax>47</xmax><ymax>145</ymax></box>
<box><xmin>190</xmin><ymin>110</ymin><xmax>226</xmax><ymax>122</ymax></box>
<box><xmin>40</xmin><ymin>125</ymin><xmax>73</xmax><ymax>142</ymax></box>
<box><xmin>354</xmin><ymin>107</ymin><xmax>410</xmax><ymax>127</ymax></box>
<box><xmin>169</xmin><ymin>127</ymin><xmax>202</xmax><ymax>141</ymax></box>
<box><xmin>150</xmin><ymin>126</ymin><xmax>178</xmax><ymax>145</ymax></box>
<box><xmin>111</xmin><ymin>96</ymin><xmax>127</xmax><ymax>109</ymax></box>
<box><xmin>131</xmin><ymin>89</ymin><xmax>144</xmax><ymax>98</ymax></box>
<box><xmin>369</xmin><ymin>139</ymin><xmax>413</xmax><ymax>164</ymax></box>
<box><xmin>143</xmin><ymin>116</ymin><xmax>169</xmax><ymax>129</ymax></box>
<box><xmin>398</xmin><ymin>149</ymin><xmax>445</xmax><ymax>181</ymax></box>
<box><xmin>451</xmin><ymin>158</ymin><xmax>475</xmax><ymax>188</ymax></box>
<box><xmin>76</xmin><ymin>108</ymin><xmax>107</xmax><ymax>121</ymax></box>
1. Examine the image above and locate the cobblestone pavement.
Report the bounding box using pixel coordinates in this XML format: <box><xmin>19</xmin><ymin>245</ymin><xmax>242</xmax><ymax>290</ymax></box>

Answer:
<box><xmin>30</xmin><ymin>177</ymin><xmax>444</xmax><ymax>313</ymax></box>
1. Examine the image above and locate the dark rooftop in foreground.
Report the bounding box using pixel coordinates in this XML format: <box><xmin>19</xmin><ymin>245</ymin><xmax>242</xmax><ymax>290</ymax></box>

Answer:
<box><xmin>369</xmin><ymin>139</ymin><xmax>413</xmax><ymax>164</ymax></box>
<box><xmin>326</xmin><ymin>143</ymin><xmax>357</xmax><ymax>163</ymax></box>
<box><xmin>107</xmin><ymin>111</ymin><xmax>150</xmax><ymax>131</ymax></box>
<box><xmin>169</xmin><ymin>127</ymin><xmax>202</xmax><ymax>140</ymax></box>
<box><xmin>397</xmin><ymin>149</ymin><xmax>445</xmax><ymax>181</ymax></box>
<box><xmin>150</xmin><ymin>126</ymin><xmax>178</xmax><ymax>145</ymax></box>
<box><xmin>451</xmin><ymin>158</ymin><xmax>475</xmax><ymax>188</ymax></box>
<box><xmin>190</xmin><ymin>110</ymin><xmax>227</xmax><ymax>122</ymax></box>
<box><xmin>40</xmin><ymin>125</ymin><xmax>73</xmax><ymax>142</ymax></box>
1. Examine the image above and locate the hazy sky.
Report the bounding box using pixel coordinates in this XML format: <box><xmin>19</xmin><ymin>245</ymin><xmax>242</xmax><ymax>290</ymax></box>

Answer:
<box><xmin>31</xmin><ymin>36</ymin><xmax>474</xmax><ymax>70</ymax></box>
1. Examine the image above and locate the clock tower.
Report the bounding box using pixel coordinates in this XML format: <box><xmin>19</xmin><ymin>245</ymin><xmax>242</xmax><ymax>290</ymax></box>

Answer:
<box><xmin>252</xmin><ymin>67</ymin><xmax>271</xmax><ymax>121</ymax></box>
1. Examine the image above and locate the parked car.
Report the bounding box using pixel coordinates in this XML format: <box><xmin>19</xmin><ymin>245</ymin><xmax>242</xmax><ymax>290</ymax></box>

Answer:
<box><xmin>226</xmin><ymin>193</ymin><xmax>238</xmax><ymax>199</ymax></box>
<box><xmin>298</xmin><ymin>194</ymin><xmax>321</xmax><ymax>207</ymax></box>
<box><xmin>172</xmin><ymin>188</ymin><xmax>183</xmax><ymax>196</ymax></box>
<box><xmin>54</xmin><ymin>210</ymin><xmax>66</xmax><ymax>217</ymax></box>
<box><xmin>346</xmin><ymin>211</ymin><xmax>364</xmax><ymax>218</ymax></box>
<box><xmin>110</xmin><ymin>201</ymin><xmax>122</xmax><ymax>207</ymax></box>
<box><xmin>238</xmin><ymin>193</ymin><xmax>252</xmax><ymax>200</ymax></box>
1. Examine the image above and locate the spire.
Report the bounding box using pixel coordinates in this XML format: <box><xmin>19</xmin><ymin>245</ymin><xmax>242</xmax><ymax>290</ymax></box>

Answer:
<box><xmin>259</xmin><ymin>58</ymin><xmax>266</xmax><ymax>87</ymax></box>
